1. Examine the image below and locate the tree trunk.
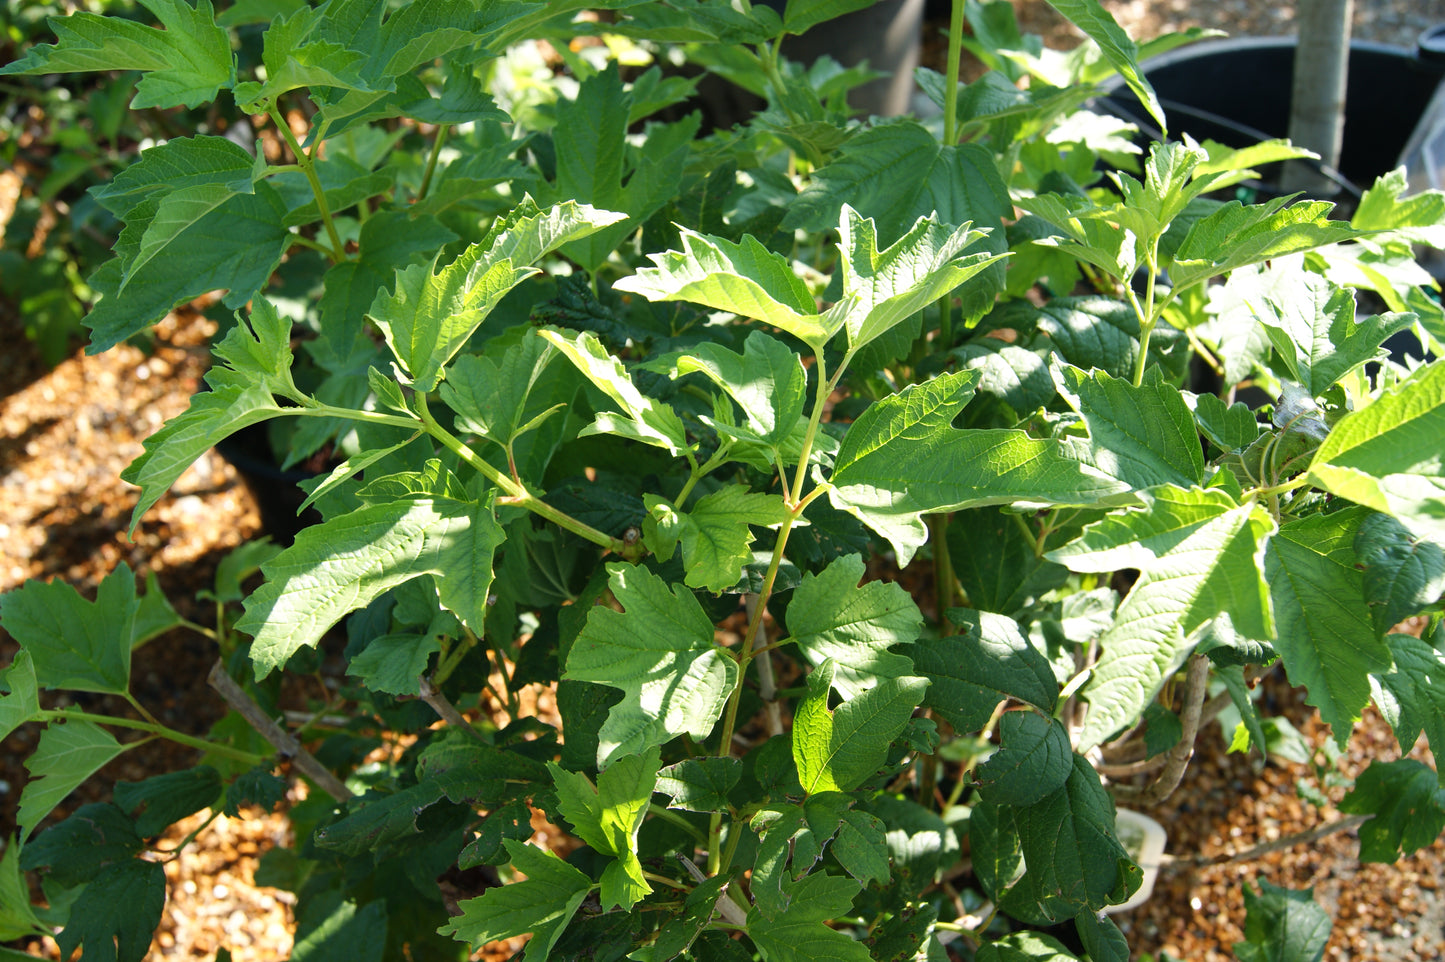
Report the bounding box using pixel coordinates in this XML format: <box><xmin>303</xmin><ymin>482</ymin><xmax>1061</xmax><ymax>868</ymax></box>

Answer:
<box><xmin>1285</xmin><ymin>0</ymin><xmax>1355</xmax><ymax>194</ymax></box>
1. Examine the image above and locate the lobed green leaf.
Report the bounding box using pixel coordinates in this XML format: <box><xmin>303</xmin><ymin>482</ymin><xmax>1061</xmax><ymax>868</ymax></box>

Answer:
<box><xmin>0</xmin><ymin>0</ymin><xmax>234</xmax><ymax>109</ymax></box>
<box><xmin>564</xmin><ymin>564</ymin><xmax>738</xmax><ymax>766</ymax></box>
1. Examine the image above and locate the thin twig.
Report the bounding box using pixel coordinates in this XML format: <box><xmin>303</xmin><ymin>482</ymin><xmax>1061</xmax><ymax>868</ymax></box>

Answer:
<box><xmin>418</xmin><ymin>676</ymin><xmax>486</xmax><ymax>742</ymax></box>
<box><xmin>1181</xmin><ymin>814</ymin><xmax>1371</xmax><ymax>867</ymax></box>
<box><xmin>1112</xmin><ymin>653</ymin><xmax>1210</xmax><ymax>804</ymax></box>
<box><xmin>1096</xmin><ymin>753</ymin><xmax>1170</xmax><ymax>778</ymax></box>
<box><xmin>206</xmin><ymin>660</ymin><xmax>353</xmax><ymax>802</ymax></box>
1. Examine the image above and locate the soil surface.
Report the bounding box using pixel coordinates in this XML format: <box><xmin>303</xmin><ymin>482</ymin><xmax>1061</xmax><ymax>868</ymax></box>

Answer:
<box><xmin>3</xmin><ymin>2</ymin><xmax>1445</xmax><ymax>960</ymax></box>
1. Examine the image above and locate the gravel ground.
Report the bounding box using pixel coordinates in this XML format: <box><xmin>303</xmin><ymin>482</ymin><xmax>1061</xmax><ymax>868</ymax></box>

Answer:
<box><xmin>3</xmin><ymin>2</ymin><xmax>1445</xmax><ymax>960</ymax></box>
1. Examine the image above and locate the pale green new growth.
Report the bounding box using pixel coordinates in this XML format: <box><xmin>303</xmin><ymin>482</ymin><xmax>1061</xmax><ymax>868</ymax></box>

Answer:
<box><xmin>549</xmin><ymin>747</ymin><xmax>661</xmax><ymax>910</ymax></box>
<box><xmin>1051</xmin><ymin>486</ymin><xmax>1275</xmax><ymax>750</ymax></box>
<box><xmin>541</xmin><ymin>329</ymin><xmax>689</xmax><ymax>454</ymax></box>
<box><xmin>829</xmin><ymin>369</ymin><xmax>1129</xmax><ymax>564</ymax></box>
<box><xmin>1308</xmin><ymin>360</ymin><xmax>1445</xmax><ymax>541</ymax></box>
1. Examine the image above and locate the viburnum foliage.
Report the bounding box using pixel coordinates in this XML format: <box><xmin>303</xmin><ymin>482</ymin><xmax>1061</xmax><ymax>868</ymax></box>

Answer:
<box><xmin>2</xmin><ymin>2</ymin><xmax>1444</xmax><ymax>960</ymax></box>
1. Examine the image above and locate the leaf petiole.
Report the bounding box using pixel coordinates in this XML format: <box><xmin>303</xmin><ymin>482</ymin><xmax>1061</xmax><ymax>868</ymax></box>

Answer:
<box><xmin>36</xmin><ymin>709</ymin><xmax>267</xmax><ymax>766</ymax></box>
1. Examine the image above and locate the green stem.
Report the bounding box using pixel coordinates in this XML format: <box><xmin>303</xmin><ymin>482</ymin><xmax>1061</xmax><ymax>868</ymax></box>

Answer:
<box><xmin>1247</xmin><ymin>475</ymin><xmax>1310</xmax><ymax>500</ymax></box>
<box><xmin>286</xmin><ymin>233</ymin><xmax>334</xmax><ymax>256</ymax></box>
<box><xmin>294</xmin><ymin>404</ymin><xmax>422</xmax><ymax>431</ymax></box>
<box><xmin>944</xmin><ymin>0</ymin><xmax>966</xmax><ymax>147</ymax></box>
<box><xmin>433</xmin><ymin>627</ymin><xmax>479</xmax><ymax>688</ymax></box>
<box><xmin>268</xmin><ymin>105</ymin><xmax>346</xmax><ymax>262</ymax></box>
<box><xmin>414</xmin><ymin>394</ymin><xmax>630</xmax><ymax>554</ymax></box>
<box><xmin>177</xmin><ymin>618</ymin><xmax>221</xmax><ymax>643</ymax></box>
<box><xmin>758</xmin><ymin>41</ymin><xmax>797</xmax><ymax>123</ymax></box>
<box><xmin>417</xmin><ymin>123</ymin><xmax>450</xmax><ymax>202</ymax></box>
<box><xmin>37</xmin><ymin>709</ymin><xmax>266</xmax><ymax>766</ymax></box>
<box><xmin>642</xmin><ymin>870</ymin><xmax>692</xmax><ymax>892</ymax></box>
<box><xmin>718</xmin><ymin>818</ymin><xmax>745</xmax><ymax>874</ymax></box>
<box><xmin>649</xmin><ymin>804</ymin><xmax>708</xmax><ymax>845</ymax></box>
<box><xmin>707</xmin><ymin>352</ymin><xmax>846</xmax><ymax>874</ymax></box>
<box><xmin>158</xmin><ymin>809</ymin><xmax>221</xmax><ymax>858</ymax></box>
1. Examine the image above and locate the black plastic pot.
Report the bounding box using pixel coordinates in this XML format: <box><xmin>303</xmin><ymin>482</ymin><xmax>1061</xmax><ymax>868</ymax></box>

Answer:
<box><xmin>215</xmin><ymin>424</ymin><xmax>321</xmax><ymax>545</ymax></box>
<box><xmin>1096</xmin><ymin>37</ymin><xmax>1445</xmax><ymax>196</ymax></box>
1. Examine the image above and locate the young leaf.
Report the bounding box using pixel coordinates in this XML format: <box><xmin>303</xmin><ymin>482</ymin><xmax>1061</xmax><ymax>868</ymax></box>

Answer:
<box><xmin>1267</xmin><ymin>510</ymin><xmax>1395</xmax><ymax>746</ymax></box>
<box><xmin>564</xmin><ymin>563</ymin><xmax>739</xmax><ymax>766</ymax></box>
<box><xmin>207</xmin><ymin>297</ymin><xmax>297</xmax><ymax>396</ymax></box>
<box><xmin>121</xmin><ymin>384</ymin><xmax>285</xmax><ymax>535</ymax></box>
<box><xmin>615</xmin><ymin>229</ymin><xmax>838</xmax><ymax>350</ymax></box>
<box><xmin>549</xmin><ymin>746</ymin><xmax>661</xmax><ymax>910</ymax></box>
<box><xmin>483</xmin><ymin>196</ymin><xmax>629</xmax><ymax>272</ymax></box>
<box><xmin>1354</xmin><ymin>512</ymin><xmax>1445</xmax><ymax>634</ymax></box>
<box><xmin>441</xmin><ymin>329</ymin><xmax>562</xmax><ymax>449</ymax></box>
<box><xmin>368</xmin><ymin>244</ymin><xmax>534</xmax><ymax>393</ymax></box>
<box><xmin>829</xmin><ymin>370</ymin><xmax>1127</xmax><ymax>564</ymax></box>
<box><xmin>540</xmin><ymin>329</ymin><xmax>689</xmax><ymax>454</ymax></box>
<box><xmin>792</xmin><ymin>660</ymin><xmax>928</xmax><ymax>795</ymax></box>
<box><xmin>1012</xmin><ymin>192</ymin><xmax>1139</xmax><ymax>282</ymax></box>
<box><xmin>1049</xmin><ymin>486</ymin><xmax>1275</xmax><ymax>751</ymax></box>
<box><xmin>655</xmin><ymin>757</ymin><xmax>742</xmax><ymax>813</ymax></box>
<box><xmin>55</xmin><ymin>859</ymin><xmax>166</xmax><ymax>962</ymax></box>
<box><xmin>0</xmin><ymin>564</ymin><xmax>139</xmax><ymax>695</ymax></box>
<box><xmin>238</xmin><ymin>492</ymin><xmax>503</xmax><ymax>679</ymax></box>
<box><xmin>1169</xmin><ymin>197</ymin><xmax>1363</xmax><ymax>290</ymax></box>
<box><xmin>975</xmin><ymin>711</ymin><xmax>1073</xmax><ymax>807</ymax></box>
<box><xmin>1351</xmin><ymin>167</ymin><xmax>1445</xmax><ymax>247</ymax></box>
<box><xmin>229</xmin><ymin>6</ymin><xmax>373</xmax><ymax>113</ymax></box>
<box><xmin>1339</xmin><ymin>759</ymin><xmax>1445</xmax><ymax>863</ymax></box>
<box><xmin>1226</xmin><ymin>260</ymin><xmax>1413</xmax><ymax>396</ymax></box>
<box><xmin>0</xmin><ymin>0</ymin><xmax>234</xmax><ymax>109</ymax></box>
<box><xmin>20</xmin><ymin>720</ymin><xmax>128</xmax><ymax>839</ymax></box>
<box><xmin>84</xmin><ymin>184</ymin><xmax>291</xmax><ymax>354</ymax></box>
<box><xmin>1190</xmin><ymin>393</ymin><xmax>1264</xmax><ymax>453</ymax></box>
<box><xmin>914</xmin><ymin>609</ymin><xmax>1059</xmax><ymax>730</ymax></box>
<box><xmin>440</xmin><ymin>839</ymin><xmax>594</xmax><ymax>960</ymax></box>
<box><xmin>0</xmin><ymin>651</ymin><xmax>42</xmax><ymax>745</ymax></box>
<box><xmin>1370</xmin><ymin>634</ymin><xmax>1445</xmax><ymax>768</ymax></box>
<box><xmin>644</xmin><ymin>486</ymin><xmax>790</xmax><ymax>593</ymax></box>
<box><xmin>746</xmin><ymin>872</ymin><xmax>872</xmax><ymax>962</ymax></box>
<box><xmin>1233</xmin><ymin>880</ymin><xmax>1331</xmax><ymax>962</ymax></box>
<box><xmin>1045</xmin><ymin>0</ymin><xmax>1164</xmax><ymax>134</ymax></box>
<box><xmin>1307</xmin><ymin>360</ymin><xmax>1445</xmax><ymax>542</ymax></box>
<box><xmin>833</xmin><ymin>205</ymin><xmax>1005</xmax><ymax>356</ymax></box>
<box><xmin>1054</xmin><ymin>364</ymin><xmax>1205</xmax><ymax>490</ymax></box>
<box><xmin>674</xmin><ymin>331</ymin><xmax>807</xmax><ymax>447</ymax></box>
<box><xmin>784</xmin><ymin>554</ymin><xmax>921</xmax><ymax>697</ymax></box>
